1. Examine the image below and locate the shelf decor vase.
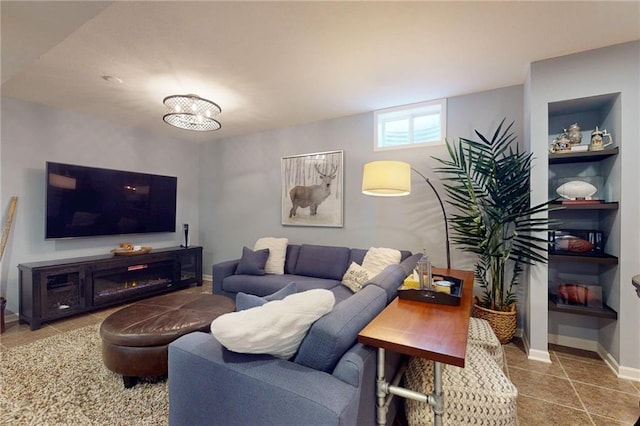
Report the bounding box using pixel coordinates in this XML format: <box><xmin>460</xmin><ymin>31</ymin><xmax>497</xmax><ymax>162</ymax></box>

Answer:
<box><xmin>472</xmin><ymin>303</ymin><xmax>517</xmax><ymax>344</ymax></box>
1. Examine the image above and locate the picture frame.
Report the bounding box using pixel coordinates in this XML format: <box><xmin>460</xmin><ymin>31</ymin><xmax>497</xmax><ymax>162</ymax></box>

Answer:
<box><xmin>281</xmin><ymin>150</ymin><xmax>343</xmax><ymax>227</ymax></box>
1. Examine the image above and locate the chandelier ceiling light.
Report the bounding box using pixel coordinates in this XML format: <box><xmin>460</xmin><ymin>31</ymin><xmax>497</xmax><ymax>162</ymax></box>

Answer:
<box><xmin>163</xmin><ymin>94</ymin><xmax>221</xmax><ymax>132</ymax></box>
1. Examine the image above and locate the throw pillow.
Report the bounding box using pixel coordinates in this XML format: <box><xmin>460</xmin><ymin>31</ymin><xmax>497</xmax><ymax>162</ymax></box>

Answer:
<box><xmin>235</xmin><ymin>282</ymin><xmax>298</xmax><ymax>311</ymax></box>
<box><xmin>211</xmin><ymin>289</ymin><xmax>335</xmax><ymax>359</ymax></box>
<box><xmin>341</xmin><ymin>262</ymin><xmax>371</xmax><ymax>293</ymax></box>
<box><xmin>235</xmin><ymin>246</ymin><xmax>270</xmax><ymax>276</ymax></box>
<box><xmin>254</xmin><ymin>237</ymin><xmax>288</xmax><ymax>275</ymax></box>
<box><xmin>362</xmin><ymin>247</ymin><xmax>402</xmax><ymax>276</ymax></box>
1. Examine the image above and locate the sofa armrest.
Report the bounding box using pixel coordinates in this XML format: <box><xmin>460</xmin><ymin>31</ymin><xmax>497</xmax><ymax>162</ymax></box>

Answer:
<box><xmin>212</xmin><ymin>259</ymin><xmax>240</xmax><ymax>295</ymax></box>
<box><xmin>169</xmin><ymin>332</ymin><xmax>360</xmax><ymax>426</ymax></box>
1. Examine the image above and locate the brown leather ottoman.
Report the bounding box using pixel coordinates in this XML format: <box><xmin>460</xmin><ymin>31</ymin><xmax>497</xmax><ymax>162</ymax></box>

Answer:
<box><xmin>100</xmin><ymin>292</ymin><xmax>235</xmax><ymax>388</ymax></box>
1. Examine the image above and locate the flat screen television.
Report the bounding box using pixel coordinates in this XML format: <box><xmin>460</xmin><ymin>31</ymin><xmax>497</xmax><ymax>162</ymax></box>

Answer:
<box><xmin>46</xmin><ymin>162</ymin><xmax>177</xmax><ymax>239</ymax></box>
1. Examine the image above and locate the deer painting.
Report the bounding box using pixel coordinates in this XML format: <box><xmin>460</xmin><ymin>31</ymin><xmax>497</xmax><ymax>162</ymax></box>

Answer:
<box><xmin>289</xmin><ymin>164</ymin><xmax>338</xmax><ymax>218</ymax></box>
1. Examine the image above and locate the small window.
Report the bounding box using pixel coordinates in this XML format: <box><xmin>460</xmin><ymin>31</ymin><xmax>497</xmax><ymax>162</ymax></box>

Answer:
<box><xmin>374</xmin><ymin>98</ymin><xmax>446</xmax><ymax>151</ymax></box>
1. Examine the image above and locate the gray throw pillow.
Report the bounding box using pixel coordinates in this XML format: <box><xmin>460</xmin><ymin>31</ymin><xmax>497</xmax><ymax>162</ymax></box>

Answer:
<box><xmin>235</xmin><ymin>282</ymin><xmax>298</xmax><ymax>311</ymax></box>
<box><xmin>235</xmin><ymin>246</ymin><xmax>270</xmax><ymax>276</ymax></box>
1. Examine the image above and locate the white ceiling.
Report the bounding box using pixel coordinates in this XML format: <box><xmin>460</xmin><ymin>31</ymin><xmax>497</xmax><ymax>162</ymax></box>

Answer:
<box><xmin>2</xmin><ymin>1</ymin><xmax>639</xmax><ymax>143</ymax></box>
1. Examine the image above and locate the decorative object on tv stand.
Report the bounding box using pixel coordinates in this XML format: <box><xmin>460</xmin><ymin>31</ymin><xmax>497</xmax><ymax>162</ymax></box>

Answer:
<box><xmin>163</xmin><ymin>94</ymin><xmax>221</xmax><ymax>131</ymax></box>
<box><xmin>181</xmin><ymin>224</ymin><xmax>189</xmax><ymax>248</ymax></box>
<box><xmin>589</xmin><ymin>126</ymin><xmax>613</xmax><ymax>151</ymax></box>
<box><xmin>433</xmin><ymin>118</ymin><xmax>554</xmax><ymax>344</ymax></box>
<box><xmin>111</xmin><ymin>242</ymin><xmax>152</xmax><ymax>256</ymax></box>
<box><xmin>361</xmin><ymin>160</ymin><xmax>451</xmax><ymax>269</ymax></box>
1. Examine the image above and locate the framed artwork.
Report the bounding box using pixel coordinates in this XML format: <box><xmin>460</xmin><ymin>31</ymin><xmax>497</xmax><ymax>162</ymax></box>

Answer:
<box><xmin>281</xmin><ymin>150</ymin><xmax>343</xmax><ymax>227</ymax></box>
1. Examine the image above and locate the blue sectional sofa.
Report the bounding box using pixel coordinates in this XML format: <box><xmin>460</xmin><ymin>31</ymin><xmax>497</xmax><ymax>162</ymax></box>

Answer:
<box><xmin>212</xmin><ymin>243</ymin><xmax>416</xmax><ymax>303</ymax></box>
<box><xmin>168</xmin><ymin>244</ymin><xmax>420</xmax><ymax>426</ymax></box>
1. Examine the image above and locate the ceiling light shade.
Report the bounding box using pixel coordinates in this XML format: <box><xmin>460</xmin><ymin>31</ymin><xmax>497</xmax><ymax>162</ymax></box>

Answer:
<box><xmin>163</xmin><ymin>94</ymin><xmax>221</xmax><ymax>131</ymax></box>
<box><xmin>361</xmin><ymin>161</ymin><xmax>411</xmax><ymax>196</ymax></box>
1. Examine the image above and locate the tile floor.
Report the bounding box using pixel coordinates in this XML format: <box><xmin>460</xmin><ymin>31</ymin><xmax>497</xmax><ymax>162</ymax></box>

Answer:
<box><xmin>505</xmin><ymin>339</ymin><xmax>640</xmax><ymax>425</ymax></box>
<box><xmin>2</xmin><ymin>282</ymin><xmax>639</xmax><ymax>425</ymax></box>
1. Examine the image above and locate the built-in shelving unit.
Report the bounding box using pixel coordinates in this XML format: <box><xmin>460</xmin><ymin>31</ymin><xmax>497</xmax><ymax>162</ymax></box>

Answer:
<box><xmin>549</xmin><ymin>201</ymin><xmax>618</xmax><ymax>210</ymax></box>
<box><xmin>548</xmin><ymin>298</ymin><xmax>618</xmax><ymax>319</ymax></box>
<box><xmin>546</xmin><ymin>93</ymin><xmax>621</xmax><ymax>325</ymax></box>
<box><xmin>548</xmin><ymin>147</ymin><xmax>619</xmax><ymax>164</ymax></box>
<box><xmin>548</xmin><ymin>253</ymin><xmax>618</xmax><ymax>264</ymax></box>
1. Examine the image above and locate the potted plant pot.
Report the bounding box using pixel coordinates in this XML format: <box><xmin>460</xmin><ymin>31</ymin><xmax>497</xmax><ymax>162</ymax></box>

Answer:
<box><xmin>472</xmin><ymin>302</ymin><xmax>517</xmax><ymax>344</ymax></box>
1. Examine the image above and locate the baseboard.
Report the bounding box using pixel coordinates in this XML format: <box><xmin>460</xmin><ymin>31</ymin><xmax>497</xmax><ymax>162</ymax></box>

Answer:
<box><xmin>519</xmin><ymin>329</ymin><xmax>552</xmax><ymax>363</ymax></box>
<box><xmin>617</xmin><ymin>365</ymin><xmax>640</xmax><ymax>382</ymax></box>
<box><xmin>597</xmin><ymin>343</ymin><xmax>640</xmax><ymax>383</ymax></box>
<box><xmin>4</xmin><ymin>312</ymin><xmax>19</xmax><ymax>326</ymax></box>
<box><xmin>527</xmin><ymin>348</ymin><xmax>552</xmax><ymax>363</ymax></box>
<box><xmin>547</xmin><ymin>336</ymin><xmax>639</xmax><ymax>382</ymax></box>
<box><xmin>203</xmin><ymin>273</ymin><xmax>212</xmax><ymax>282</ymax></box>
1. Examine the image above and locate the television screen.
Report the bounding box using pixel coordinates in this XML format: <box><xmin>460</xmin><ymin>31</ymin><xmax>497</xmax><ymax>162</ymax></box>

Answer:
<box><xmin>46</xmin><ymin>162</ymin><xmax>177</xmax><ymax>239</ymax></box>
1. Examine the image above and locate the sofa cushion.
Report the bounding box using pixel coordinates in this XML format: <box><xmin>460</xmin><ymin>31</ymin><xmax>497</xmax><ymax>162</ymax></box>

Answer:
<box><xmin>294</xmin><ymin>285</ymin><xmax>387</xmax><ymax>373</ymax></box>
<box><xmin>367</xmin><ymin>264</ymin><xmax>408</xmax><ymax>303</ymax></box>
<box><xmin>294</xmin><ymin>244</ymin><xmax>351</xmax><ymax>280</ymax></box>
<box><xmin>329</xmin><ymin>285</ymin><xmax>354</xmax><ymax>305</ymax></box>
<box><xmin>284</xmin><ymin>244</ymin><xmax>301</xmax><ymax>274</ymax></box>
<box><xmin>362</xmin><ymin>247</ymin><xmax>402</xmax><ymax>276</ymax></box>
<box><xmin>235</xmin><ymin>282</ymin><xmax>298</xmax><ymax>311</ymax></box>
<box><xmin>235</xmin><ymin>246</ymin><xmax>270</xmax><ymax>276</ymax></box>
<box><xmin>211</xmin><ymin>289</ymin><xmax>335</xmax><ymax>359</ymax></box>
<box><xmin>341</xmin><ymin>262</ymin><xmax>371</xmax><ymax>293</ymax></box>
<box><xmin>254</xmin><ymin>237</ymin><xmax>288</xmax><ymax>275</ymax></box>
<box><xmin>223</xmin><ymin>274</ymin><xmax>340</xmax><ymax>297</ymax></box>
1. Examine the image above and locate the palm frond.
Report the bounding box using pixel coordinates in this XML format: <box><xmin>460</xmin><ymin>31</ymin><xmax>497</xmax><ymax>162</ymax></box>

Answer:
<box><xmin>432</xmin><ymin>118</ymin><xmax>554</xmax><ymax>311</ymax></box>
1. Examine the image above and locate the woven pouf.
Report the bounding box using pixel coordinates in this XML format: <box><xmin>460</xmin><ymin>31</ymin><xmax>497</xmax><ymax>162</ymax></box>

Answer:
<box><xmin>404</xmin><ymin>345</ymin><xmax>517</xmax><ymax>426</ymax></box>
<box><xmin>468</xmin><ymin>317</ymin><xmax>504</xmax><ymax>368</ymax></box>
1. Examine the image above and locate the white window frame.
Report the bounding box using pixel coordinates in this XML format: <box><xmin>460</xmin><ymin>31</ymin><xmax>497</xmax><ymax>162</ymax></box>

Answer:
<box><xmin>373</xmin><ymin>98</ymin><xmax>447</xmax><ymax>151</ymax></box>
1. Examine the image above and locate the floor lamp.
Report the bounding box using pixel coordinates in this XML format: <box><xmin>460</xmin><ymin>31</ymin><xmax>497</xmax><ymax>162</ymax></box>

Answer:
<box><xmin>361</xmin><ymin>160</ymin><xmax>452</xmax><ymax>269</ymax></box>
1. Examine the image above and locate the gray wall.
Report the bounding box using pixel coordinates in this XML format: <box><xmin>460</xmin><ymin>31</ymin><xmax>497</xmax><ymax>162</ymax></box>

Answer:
<box><xmin>199</xmin><ymin>85</ymin><xmax>524</xmax><ymax>276</ymax></box>
<box><xmin>0</xmin><ymin>97</ymin><xmax>201</xmax><ymax>314</ymax></box>
<box><xmin>1</xmin><ymin>85</ymin><xmax>525</xmax><ymax>329</ymax></box>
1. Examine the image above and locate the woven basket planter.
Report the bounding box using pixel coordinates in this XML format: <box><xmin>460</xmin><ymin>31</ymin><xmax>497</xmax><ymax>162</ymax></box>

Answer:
<box><xmin>472</xmin><ymin>304</ymin><xmax>516</xmax><ymax>344</ymax></box>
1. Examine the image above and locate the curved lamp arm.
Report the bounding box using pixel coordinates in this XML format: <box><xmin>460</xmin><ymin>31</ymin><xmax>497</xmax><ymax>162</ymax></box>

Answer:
<box><xmin>411</xmin><ymin>168</ymin><xmax>452</xmax><ymax>270</ymax></box>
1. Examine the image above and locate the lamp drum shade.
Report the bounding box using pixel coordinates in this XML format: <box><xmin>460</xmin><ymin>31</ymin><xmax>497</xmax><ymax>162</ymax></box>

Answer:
<box><xmin>362</xmin><ymin>161</ymin><xmax>411</xmax><ymax>196</ymax></box>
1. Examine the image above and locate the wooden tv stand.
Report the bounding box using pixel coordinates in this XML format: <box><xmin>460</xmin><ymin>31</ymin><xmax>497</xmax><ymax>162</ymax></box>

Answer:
<box><xmin>18</xmin><ymin>246</ymin><xmax>202</xmax><ymax>330</ymax></box>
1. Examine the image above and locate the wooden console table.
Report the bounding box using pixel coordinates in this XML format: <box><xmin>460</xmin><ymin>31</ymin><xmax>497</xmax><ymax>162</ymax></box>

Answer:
<box><xmin>358</xmin><ymin>267</ymin><xmax>474</xmax><ymax>426</ymax></box>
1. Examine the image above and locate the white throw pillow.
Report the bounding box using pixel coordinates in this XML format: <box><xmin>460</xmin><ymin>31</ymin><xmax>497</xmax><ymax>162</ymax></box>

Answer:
<box><xmin>362</xmin><ymin>247</ymin><xmax>402</xmax><ymax>276</ymax></box>
<box><xmin>342</xmin><ymin>262</ymin><xmax>372</xmax><ymax>293</ymax></box>
<box><xmin>211</xmin><ymin>289</ymin><xmax>335</xmax><ymax>359</ymax></box>
<box><xmin>254</xmin><ymin>237</ymin><xmax>288</xmax><ymax>275</ymax></box>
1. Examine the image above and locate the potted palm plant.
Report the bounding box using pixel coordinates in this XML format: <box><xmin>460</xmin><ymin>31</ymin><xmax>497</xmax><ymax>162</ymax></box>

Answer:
<box><xmin>433</xmin><ymin>119</ymin><xmax>553</xmax><ymax>343</ymax></box>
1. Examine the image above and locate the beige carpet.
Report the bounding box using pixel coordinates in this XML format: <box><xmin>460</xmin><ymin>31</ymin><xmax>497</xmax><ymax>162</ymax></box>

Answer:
<box><xmin>0</xmin><ymin>324</ymin><xmax>168</xmax><ymax>425</ymax></box>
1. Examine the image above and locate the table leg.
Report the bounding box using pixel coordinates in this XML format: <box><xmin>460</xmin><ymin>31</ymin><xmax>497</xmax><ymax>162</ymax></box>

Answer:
<box><xmin>433</xmin><ymin>361</ymin><xmax>444</xmax><ymax>426</ymax></box>
<box><xmin>375</xmin><ymin>348</ymin><xmax>445</xmax><ymax>426</ymax></box>
<box><xmin>376</xmin><ymin>348</ymin><xmax>388</xmax><ymax>425</ymax></box>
